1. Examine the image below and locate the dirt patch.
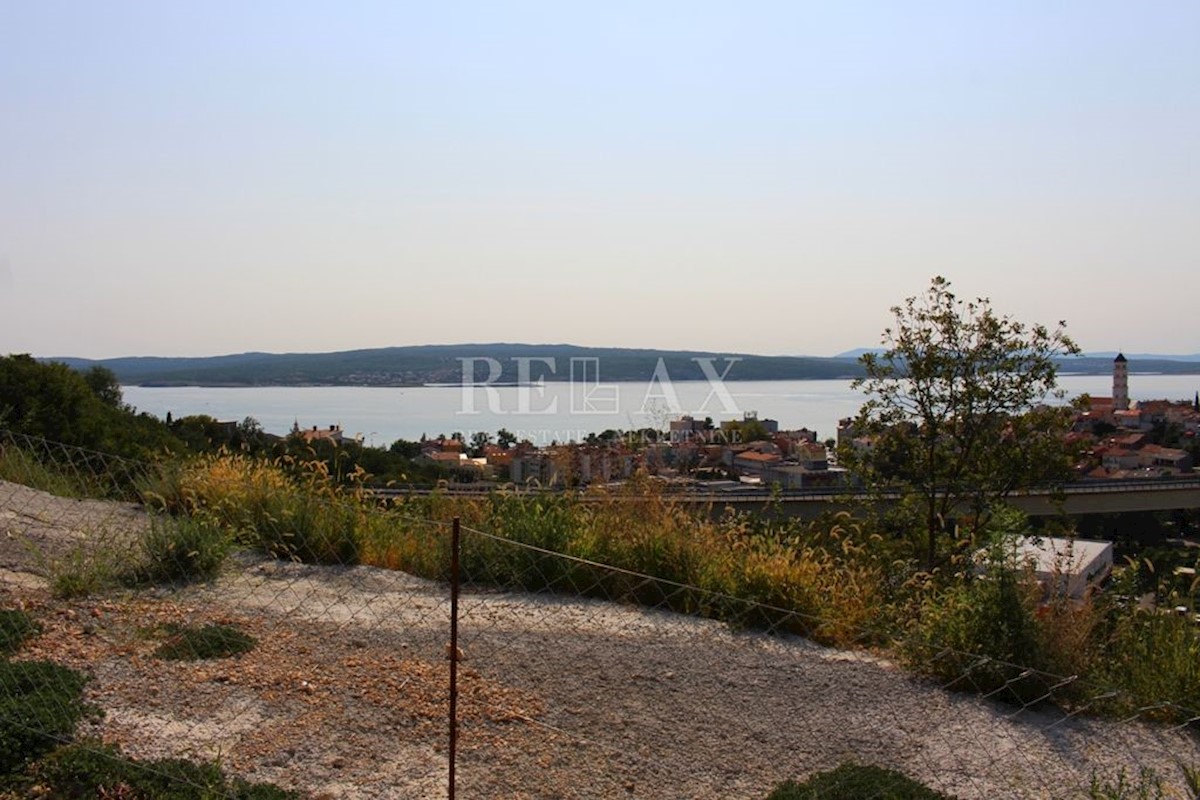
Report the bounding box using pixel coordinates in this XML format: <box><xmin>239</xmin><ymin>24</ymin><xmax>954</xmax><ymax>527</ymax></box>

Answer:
<box><xmin>3</xmin><ymin>480</ymin><xmax>1200</xmax><ymax>799</ymax></box>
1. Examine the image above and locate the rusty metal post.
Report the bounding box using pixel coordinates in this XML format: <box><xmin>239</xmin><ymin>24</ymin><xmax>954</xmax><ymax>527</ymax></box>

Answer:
<box><xmin>448</xmin><ymin>516</ymin><xmax>460</xmax><ymax>800</ymax></box>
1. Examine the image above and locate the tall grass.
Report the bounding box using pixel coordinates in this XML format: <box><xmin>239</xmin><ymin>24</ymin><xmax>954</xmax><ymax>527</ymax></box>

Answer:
<box><xmin>0</xmin><ymin>433</ymin><xmax>146</xmax><ymax>499</ymax></box>
<box><xmin>15</xmin><ymin>447</ymin><xmax>1200</xmax><ymax>723</ymax></box>
<box><xmin>138</xmin><ymin>452</ymin><xmax>360</xmax><ymax>564</ymax></box>
<box><xmin>1091</xmin><ymin>610</ymin><xmax>1200</xmax><ymax>722</ymax></box>
<box><xmin>0</xmin><ymin>443</ymin><xmax>93</xmax><ymax>498</ymax></box>
<box><xmin>377</xmin><ymin>479</ymin><xmax>903</xmax><ymax>646</ymax></box>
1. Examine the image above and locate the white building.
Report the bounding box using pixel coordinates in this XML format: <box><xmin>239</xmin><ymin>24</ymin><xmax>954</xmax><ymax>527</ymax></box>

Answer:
<box><xmin>1011</xmin><ymin>536</ymin><xmax>1113</xmax><ymax>600</ymax></box>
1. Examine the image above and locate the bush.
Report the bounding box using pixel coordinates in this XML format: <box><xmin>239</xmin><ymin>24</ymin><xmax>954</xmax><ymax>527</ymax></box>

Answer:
<box><xmin>133</xmin><ymin>514</ymin><xmax>229</xmax><ymax>585</ymax></box>
<box><xmin>0</xmin><ymin>609</ymin><xmax>39</xmax><ymax>656</ymax></box>
<box><xmin>900</xmin><ymin>565</ymin><xmax>1051</xmax><ymax>706</ymax></box>
<box><xmin>35</xmin><ymin>740</ymin><xmax>301</xmax><ymax>799</ymax></box>
<box><xmin>1093</xmin><ymin>610</ymin><xmax>1200</xmax><ymax>723</ymax></box>
<box><xmin>140</xmin><ymin>453</ymin><xmax>361</xmax><ymax>566</ymax></box>
<box><xmin>48</xmin><ymin>542</ymin><xmax>124</xmax><ymax>599</ymax></box>
<box><xmin>0</xmin><ymin>660</ymin><xmax>90</xmax><ymax>775</ymax></box>
<box><xmin>766</xmin><ymin>763</ymin><xmax>955</xmax><ymax>799</ymax></box>
<box><xmin>154</xmin><ymin>623</ymin><xmax>257</xmax><ymax>661</ymax></box>
<box><xmin>0</xmin><ymin>442</ymin><xmax>93</xmax><ymax>498</ymax></box>
<box><xmin>261</xmin><ymin>492</ymin><xmax>361</xmax><ymax>566</ymax></box>
<box><xmin>1088</xmin><ymin>767</ymin><xmax>1169</xmax><ymax>800</ymax></box>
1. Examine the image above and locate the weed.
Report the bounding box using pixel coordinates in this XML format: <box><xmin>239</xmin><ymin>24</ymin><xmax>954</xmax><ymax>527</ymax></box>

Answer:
<box><xmin>0</xmin><ymin>609</ymin><xmax>39</xmax><ymax>656</ymax></box>
<box><xmin>1088</xmin><ymin>767</ymin><xmax>1168</xmax><ymax>800</ymax></box>
<box><xmin>0</xmin><ymin>442</ymin><xmax>90</xmax><ymax>498</ymax></box>
<box><xmin>1092</xmin><ymin>610</ymin><xmax>1200</xmax><ymax>723</ymax></box>
<box><xmin>153</xmin><ymin>623</ymin><xmax>257</xmax><ymax>661</ymax></box>
<box><xmin>48</xmin><ymin>542</ymin><xmax>123</xmax><ymax>599</ymax></box>
<box><xmin>132</xmin><ymin>514</ymin><xmax>229</xmax><ymax>585</ymax></box>
<box><xmin>766</xmin><ymin>763</ymin><xmax>956</xmax><ymax>799</ymax></box>
<box><xmin>0</xmin><ymin>660</ymin><xmax>90</xmax><ymax>775</ymax></box>
<box><xmin>33</xmin><ymin>740</ymin><xmax>301</xmax><ymax>798</ymax></box>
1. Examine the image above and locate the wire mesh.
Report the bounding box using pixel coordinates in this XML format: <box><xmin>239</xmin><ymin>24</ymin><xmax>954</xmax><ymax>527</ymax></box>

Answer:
<box><xmin>2</xmin><ymin>428</ymin><xmax>1200</xmax><ymax>799</ymax></box>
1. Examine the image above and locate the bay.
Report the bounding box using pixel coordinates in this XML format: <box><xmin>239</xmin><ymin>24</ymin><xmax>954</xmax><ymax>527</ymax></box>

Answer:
<box><xmin>122</xmin><ymin>375</ymin><xmax>1200</xmax><ymax>449</ymax></box>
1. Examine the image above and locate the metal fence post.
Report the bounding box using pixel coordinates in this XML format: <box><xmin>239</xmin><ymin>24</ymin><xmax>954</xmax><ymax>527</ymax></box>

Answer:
<box><xmin>448</xmin><ymin>516</ymin><xmax>460</xmax><ymax>800</ymax></box>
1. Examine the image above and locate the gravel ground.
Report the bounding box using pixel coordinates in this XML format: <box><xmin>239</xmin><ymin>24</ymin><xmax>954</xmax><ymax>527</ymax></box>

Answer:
<box><xmin>3</xmin><ymin>479</ymin><xmax>1200</xmax><ymax>799</ymax></box>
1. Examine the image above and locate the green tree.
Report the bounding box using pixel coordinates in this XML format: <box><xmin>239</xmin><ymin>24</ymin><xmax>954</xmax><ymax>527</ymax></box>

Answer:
<box><xmin>233</xmin><ymin>416</ymin><xmax>267</xmax><ymax>452</ymax></box>
<box><xmin>0</xmin><ymin>354</ymin><xmax>181</xmax><ymax>460</ymax></box>
<box><xmin>83</xmin><ymin>366</ymin><xmax>123</xmax><ymax>409</ymax></box>
<box><xmin>389</xmin><ymin>438</ymin><xmax>421</xmax><ymax>458</ymax></box>
<box><xmin>846</xmin><ymin>276</ymin><xmax>1080</xmax><ymax>568</ymax></box>
<box><xmin>496</xmin><ymin>428</ymin><xmax>517</xmax><ymax>449</ymax></box>
<box><xmin>469</xmin><ymin>430</ymin><xmax>492</xmax><ymax>457</ymax></box>
<box><xmin>0</xmin><ymin>355</ymin><xmax>104</xmax><ymax>444</ymax></box>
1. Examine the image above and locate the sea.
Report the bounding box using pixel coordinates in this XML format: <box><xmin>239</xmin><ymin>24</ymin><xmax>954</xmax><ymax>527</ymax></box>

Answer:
<box><xmin>122</xmin><ymin>375</ymin><xmax>1200</xmax><ymax>449</ymax></box>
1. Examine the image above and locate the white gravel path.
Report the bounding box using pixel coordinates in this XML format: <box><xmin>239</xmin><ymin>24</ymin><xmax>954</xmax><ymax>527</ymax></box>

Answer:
<box><xmin>4</xmin><ymin>478</ymin><xmax>1200</xmax><ymax>799</ymax></box>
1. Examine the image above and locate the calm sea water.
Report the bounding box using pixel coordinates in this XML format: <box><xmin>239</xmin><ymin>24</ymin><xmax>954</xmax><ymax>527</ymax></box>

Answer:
<box><xmin>122</xmin><ymin>375</ymin><xmax>1200</xmax><ymax>448</ymax></box>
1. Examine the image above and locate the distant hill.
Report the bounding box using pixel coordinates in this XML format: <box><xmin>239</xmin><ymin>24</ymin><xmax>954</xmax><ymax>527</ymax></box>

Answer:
<box><xmin>1058</xmin><ymin>354</ymin><xmax>1200</xmax><ymax>376</ymax></box>
<box><xmin>1078</xmin><ymin>351</ymin><xmax>1200</xmax><ymax>363</ymax></box>
<box><xmin>831</xmin><ymin>349</ymin><xmax>1200</xmax><ymax>378</ymax></box>
<box><xmin>47</xmin><ymin>344</ymin><xmax>866</xmax><ymax>386</ymax></box>
<box><xmin>832</xmin><ymin>348</ymin><xmax>881</xmax><ymax>360</ymax></box>
<box><xmin>41</xmin><ymin>344</ymin><xmax>1200</xmax><ymax>387</ymax></box>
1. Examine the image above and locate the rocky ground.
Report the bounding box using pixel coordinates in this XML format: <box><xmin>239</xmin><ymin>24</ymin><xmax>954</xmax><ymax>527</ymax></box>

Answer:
<box><xmin>3</xmin><ymin>478</ymin><xmax>1200</xmax><ymax>799</ymax></box>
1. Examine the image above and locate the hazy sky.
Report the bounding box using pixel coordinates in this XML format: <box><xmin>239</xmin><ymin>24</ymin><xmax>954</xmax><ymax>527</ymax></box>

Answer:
<box><xmin>2</xmin><ymin>1</ymin><xmax>1197</xmax><ymax>359</ymax></box>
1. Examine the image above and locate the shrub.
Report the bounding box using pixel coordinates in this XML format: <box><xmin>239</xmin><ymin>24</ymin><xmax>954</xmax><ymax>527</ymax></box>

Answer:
<box><xmin>133</xmin><ymin>514</ymin><xmax>229</xmax><ymax>585</ymax></box>
<box><xmin>259</xmin><ymin>491</ymin><xmax>361</xmax><ymax>565</ymax></box>
<box><xmin>0</xmin><ymin>609</ymin><xmax>39</xmax><ymax>656</ymax></box>
<box><xmin>1088</xmin><ymin>767</ymin><xmax>1169</xmax><ymax>800</ymax></box>
<box><xmin>0</xmin><ymin>442</ymin><xmax>91</xmax><ymax>498</ymax></box>
<box><xmin>1092</xmin><ymin>610</ymin><xmax>1200</xmax><ymax>723</ymax></box>
<box><xmin>47</xmin><ymin>542</ymin><xmax>123</xmax><ymax>599</ymax></box>
<box><xmin>900</xmin><ymin>564</ymin><xmax>1051</xmax><ymax>706</ymax></box>
<box><xmin>0</xmin><ymin>660</ymin><xmax>90</xmax><ymax>775</ymax></box>
<box><xmin>766</xmin><ymin>763</ymin><xmax>955</xmax><ymax>799</ymax></box>
<box><xmin>140</xmin><ymin>453</ymin><xmax>362</xmax><ymax>566</ymax></box>
<box><xmin>154</xmin><ymin>623</ymin><xmax>257</xmax><ymax>661</ymax></box>
<box><xmin>35</xmin><ymin>740</ymin><xmax>301</xmax><ymax>799</ymax></box>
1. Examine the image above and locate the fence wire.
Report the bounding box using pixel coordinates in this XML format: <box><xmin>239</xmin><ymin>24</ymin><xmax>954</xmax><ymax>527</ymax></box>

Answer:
<box><xmin>2</xmin><ymin>429</ymin><xmax>1200</xmax><ymax>799</ymax></box>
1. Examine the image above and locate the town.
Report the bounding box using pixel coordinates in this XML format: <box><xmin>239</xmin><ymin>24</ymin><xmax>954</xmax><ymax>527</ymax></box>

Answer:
<box><xmin>291</xmin><ymin>354</ymin><xmax>1198</xmax><ymax>491</ymax></box>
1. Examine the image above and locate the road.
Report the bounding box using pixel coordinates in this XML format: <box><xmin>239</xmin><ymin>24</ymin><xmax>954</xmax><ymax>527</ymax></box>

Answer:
<box><xmin>374</xmin><ymin>477</ymin><xmax>1200</xmax><ymax>519</ymax></box>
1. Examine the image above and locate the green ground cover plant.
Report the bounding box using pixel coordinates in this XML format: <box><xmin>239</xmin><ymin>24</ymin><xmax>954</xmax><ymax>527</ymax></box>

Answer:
<box><xmin>0</xmin><ymin>607</ymin><xmax>292</xmax><ymax>798</ymax></box>
<box><xmin>1087</xmin><ymin>767</ymin><xmax>1173</xmax><ymax>800</ymax></box>
<box><xmin>153</xmin><ymin>622</ymin><xmax>257</xmax><ymax>661</ymax></box>
<box><xmin>765</xmin><ymin>763</ymin><xmax>956</xmax><ymax>799</ymax></box>
<box><xmin>0</xmin><ymin>659</ymin><xmax>92</xmax><ymax>775</ymax></box>
<box><xmin>26</xmin><ymin>741</ymin><xmax>300</xmax><ymax>800</ymax></box>
<box><xmin>0</xmin><ymin>610</ymin><xmax>39</xmax><ymax>657</ymax></box>
<box><xmin>134</xmin><ymin>514</ymin><xmax>230</xmax><ymax>585</ymax></box>
<box><xmin>46</xmin><ymin>541</ymin><xmax>126</xmax><ymax>599</ymax></box>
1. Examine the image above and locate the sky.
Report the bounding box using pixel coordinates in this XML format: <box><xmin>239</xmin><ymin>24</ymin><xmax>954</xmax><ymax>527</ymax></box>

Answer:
<box><xmin>1</xmin><ymin>1</ymin><xmax>1197</xmax><ymax>360</ymax></box>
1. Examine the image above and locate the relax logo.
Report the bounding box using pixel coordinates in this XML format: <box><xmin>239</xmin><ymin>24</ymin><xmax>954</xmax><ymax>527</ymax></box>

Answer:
<box><xmin>455</xmin><ymin>356</ymin><xmax>743</xmax><ymax>417</ymax></box>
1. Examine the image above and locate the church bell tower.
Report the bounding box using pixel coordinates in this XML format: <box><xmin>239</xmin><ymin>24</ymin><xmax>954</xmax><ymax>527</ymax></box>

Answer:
<box><xmin>1113</xmin><ymin>353</ymin><xmax>1129</xmax><ymax>411</ymax></box>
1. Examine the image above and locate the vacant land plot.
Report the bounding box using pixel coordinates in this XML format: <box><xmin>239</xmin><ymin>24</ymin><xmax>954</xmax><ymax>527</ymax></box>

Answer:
<box><xmin>3</xmin><ymin>479</ymin><xmax>1198</xmax><ymax>799</ymax></box>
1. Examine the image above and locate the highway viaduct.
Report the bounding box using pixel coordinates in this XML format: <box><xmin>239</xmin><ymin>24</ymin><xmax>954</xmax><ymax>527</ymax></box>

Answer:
<box><xmin>669</xmin><ymin>478</ymin><xmax>1200</xmax><ymax>520</ymax></box>
<box><xmin>381</xmin><ymin>478</ymin><xmax>1200</xmax><ymax>521</ymax></box>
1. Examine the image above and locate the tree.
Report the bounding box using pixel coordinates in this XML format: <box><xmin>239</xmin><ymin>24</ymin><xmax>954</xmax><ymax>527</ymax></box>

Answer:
<box><xmin>0</xmin><ymin>354</ymin><xmax>182</xmax><ymax>458</ymax></box>
<box><xmin>83</xmin><ymin>366</ymin><xmax>123</xmax><ymax>409</ymax></box>
<box><xmin>468</xmin><ymin>430</ymin><xmax>492</xmax><ymax>458</ymax></box>
<box><xmin>846</xmin><ymin>276</ymin><xmax>1080</xmax><ymax>568</ymax></box>
<box><xmin>496</xmin><ymin>428</ymin><xmax>517</xmax><ymax>449</ymax></box>
<box><xmin>0</xmin><ymin>354</ymin><xmax>104</xmax><ymax>445</ymax></box>
<box><xmin>390</xmin><ymin>438</ymin><xmax>421</xmax><ymax>458</ymax></box>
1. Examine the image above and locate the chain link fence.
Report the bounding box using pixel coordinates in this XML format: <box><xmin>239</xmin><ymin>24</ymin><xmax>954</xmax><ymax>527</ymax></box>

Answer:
<box><xmin>3</xmin><ymin>429</ymin><xmax>1200</xmax><ymax>799</ymax></box>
